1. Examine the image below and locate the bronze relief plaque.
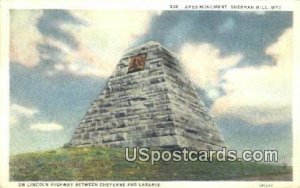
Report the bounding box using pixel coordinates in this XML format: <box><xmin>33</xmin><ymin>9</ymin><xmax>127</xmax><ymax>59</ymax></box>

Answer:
<box><xmin>127</xmin><ymin>53</ymin><xmax>147</xmax><ymax>73</ymax></box>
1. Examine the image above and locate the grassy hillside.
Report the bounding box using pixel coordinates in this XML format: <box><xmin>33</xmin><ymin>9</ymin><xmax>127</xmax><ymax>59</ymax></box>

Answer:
<box><xmin>10</xmin><ymin>146</ymin><xmax>292</xmax><ymax>181</ymax></box>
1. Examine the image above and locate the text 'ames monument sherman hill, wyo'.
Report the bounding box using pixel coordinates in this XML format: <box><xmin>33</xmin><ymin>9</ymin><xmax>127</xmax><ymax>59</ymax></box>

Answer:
<box><xmin>67</xmin><ymin>41</ymin><xmax>225</xmax><ymax>150</ymax></box>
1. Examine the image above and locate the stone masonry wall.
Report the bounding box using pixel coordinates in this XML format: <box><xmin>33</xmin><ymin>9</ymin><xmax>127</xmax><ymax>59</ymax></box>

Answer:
<box><xmin>68</xmin><ymin>41</ymin><xmax>225</xmax><ymax>150</ymax></box>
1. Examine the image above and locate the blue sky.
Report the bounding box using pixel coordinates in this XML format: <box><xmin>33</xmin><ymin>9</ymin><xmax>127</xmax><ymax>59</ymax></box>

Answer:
<box><xmin>9</xmin><ymin>10</ymin><xmax>293</xmax><ymax>164</ymax></box>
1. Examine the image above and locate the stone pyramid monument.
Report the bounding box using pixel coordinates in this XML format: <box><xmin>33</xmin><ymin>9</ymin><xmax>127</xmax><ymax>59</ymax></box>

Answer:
<box><xmin>68</xmin><ymin>41</ymin><xmax>225</xmax><ymax>150</ymax></box>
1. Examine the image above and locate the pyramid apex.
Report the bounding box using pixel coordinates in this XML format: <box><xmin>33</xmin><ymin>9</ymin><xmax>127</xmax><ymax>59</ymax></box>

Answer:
<box><xmin>138</xmin><ymin>40</ymin><xmax>162</xmax><ymax>46</ymax></box>
<box><xmin>124</xmin><ymin>41</ymin><xmax>178</xmax><ymax>60</ymax></box>
<box><xmin>126</xmin><ymin>41</ymin><xmax>163</xmax><ymax>53</ymax></box>
<box><xmin>144</xmin><ymin>41</ymin><xmax>162</xmax><ymax>46</ymax></box>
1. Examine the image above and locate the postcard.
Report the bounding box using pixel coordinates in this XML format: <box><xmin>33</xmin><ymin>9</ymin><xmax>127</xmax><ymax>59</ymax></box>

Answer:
<box><xmin>1</xmin><ymin>0</ymin><xmax>299</xmax><ymax>188</ymax></box>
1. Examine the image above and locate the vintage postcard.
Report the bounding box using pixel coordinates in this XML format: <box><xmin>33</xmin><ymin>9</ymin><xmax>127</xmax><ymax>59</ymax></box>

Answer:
<box><xmin>1</xmin><ymin>0</ymin><xmax>300</xmax><ymax>187</ymax></box>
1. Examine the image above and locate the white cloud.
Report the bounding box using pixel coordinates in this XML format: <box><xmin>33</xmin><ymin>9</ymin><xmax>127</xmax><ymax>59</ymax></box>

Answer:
<box><xmin>29</xmin><ymin>122</ymin><xmax>64</xmax><ymax>132</ymax></box>
<box><xmin>10</xmin><ymin>10</ymin><xmax>157</xmax><ymax>78</ymax></box>
<box><xmin>179</xmin><ymin>43</ymin><xmax>242</xmax><ymax>99</ymax></box>
<box><xmin>49</xmin><ymin>10</ymin><xmax>158</xmax><ymax>77</ymax></box>
<box><xmin>10</xmin><ymin>103</ymin><xmax>38</xmax><ymax>116</ymax></box>
<box><xmin>10</xmin><ymin>10</ymin><xmax>43</xmax><ymax>67</ymax></box>
<box><xmin>212</xmin><ymin>28</ymin><xmax>293</xmax><ymax>125</ymax></box>
<box><xmin>10</xmin><ymin>103</ymin><xmax>39</xmax><ymax>125</ymax></box>
<box><xmin>10</xmin><ymin>103</ymin><xmax>64</xmax><ymax>131</ymax></box>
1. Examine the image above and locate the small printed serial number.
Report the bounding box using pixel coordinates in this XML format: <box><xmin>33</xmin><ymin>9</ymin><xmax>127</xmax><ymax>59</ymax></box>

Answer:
<box><xmin>170</xmin><ymin>4</ymin><xmax>178</xmax><ymax>9</ymax></box>
<box><xmin>259</xmin><ymin>183</ymin><xmax>273</xmax><ymax>188</ymax></box>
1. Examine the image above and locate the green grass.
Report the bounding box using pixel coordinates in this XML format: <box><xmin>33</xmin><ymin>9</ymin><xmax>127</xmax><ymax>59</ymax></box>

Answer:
<box><xmin>10</xmin><ymin>146</ymin><xmax>292</xmax><ymax>181</ymax></box>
